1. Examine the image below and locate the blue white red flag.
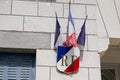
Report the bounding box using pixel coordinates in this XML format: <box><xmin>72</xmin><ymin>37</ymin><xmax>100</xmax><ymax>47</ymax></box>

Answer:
<box><xmin>77</xmin><ymin>16</ymin><xmax>87</xmax><ymax>47</ymax></box>
<box><xmin>63</xmin><ymin>3</ymin><xmax>77</xmax><ymax>47</ymax></box>
<box><xmin>57</xmin><ymin>46</ymin><xmax>80</xmax><ymax>74</ymax></box>
<box><xmin>57</xmin><ymin>1</ymin><xmax>80</xmax><ymax>74</ymax></box>
<box><xmin>54</xmin><ymin>13</ymin><xmax>63</xmax><ymax>48</ymax></box>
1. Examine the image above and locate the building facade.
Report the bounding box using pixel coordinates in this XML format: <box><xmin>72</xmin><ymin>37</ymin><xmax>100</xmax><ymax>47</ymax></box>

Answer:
<box><xmin>98</xmin><ymin>0</ymin><xmax>120</xmax><ymax>80</ymax></box>
<box><xmin>0</xmin><ymin>0</ymin><xmax>119</xmax><ymax>80</ymax></box>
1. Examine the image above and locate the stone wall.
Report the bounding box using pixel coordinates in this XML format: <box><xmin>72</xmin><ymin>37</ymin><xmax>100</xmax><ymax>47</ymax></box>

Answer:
<box><xmin>0</xmin><ymin>0</ymin><xmax>101</xmax><ymax>80</ymax></box>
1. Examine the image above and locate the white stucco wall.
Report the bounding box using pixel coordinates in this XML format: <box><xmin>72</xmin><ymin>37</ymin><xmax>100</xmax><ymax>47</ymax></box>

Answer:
<box><xmin>97</xmin><ymin>0</ymin><xmax>120</xmax><ymax>38</ymax></box>
<box><xmin>0</xmin><ymin>0</ymin><xmax>101</xmax><ymax>80</ymax></box>
<box><xmin>97</xmin><ymin>0</ymin><xmax>120</xmax><ymax>54</ymax></box>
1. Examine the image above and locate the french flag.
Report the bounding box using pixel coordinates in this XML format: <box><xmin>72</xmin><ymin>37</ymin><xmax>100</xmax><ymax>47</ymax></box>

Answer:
<box><xmin>54</xmin><ymin>13</ymin><xmax>63</xmax><ymax>48</ymax></box>
<box><xmin>77</xmin><ymin>16</ymin><xmax>87</xmax><ymax>47</ymax></box>
<box><xmin>65</xmin><ymin>3</ymin><xmax>77</xmax><ymax>47</ymax></box>
<box><xmin>57</xmin><ymin>2</ymin><xmax>80</xmax><ymax>73</ymax></box>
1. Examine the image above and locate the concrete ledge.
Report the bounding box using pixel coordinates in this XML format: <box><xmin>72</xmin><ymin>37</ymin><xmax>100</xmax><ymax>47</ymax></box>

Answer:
<box><xmin>0</xmin><ymin>31</ymin><xmax>51</xmax><ymax>49</ymax></box>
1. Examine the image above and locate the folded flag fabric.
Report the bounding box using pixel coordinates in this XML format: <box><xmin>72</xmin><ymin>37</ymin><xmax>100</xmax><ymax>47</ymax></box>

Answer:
<box><xmin>77</xmin><ymin>16</ymin><xmax>87</xmax><ymax>47</ymax></box>
<box><xmin>54</xmin><ymin>13</ymin><xmax>64</xmax><ymax>48</ymax></box>
<box><xmin>65</xmin><ymin>4</ymin><xmax>77</xmax><ymax>47</ymax></box>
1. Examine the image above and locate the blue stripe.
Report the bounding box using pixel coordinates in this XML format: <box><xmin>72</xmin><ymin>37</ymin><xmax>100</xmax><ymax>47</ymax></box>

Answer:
<box><xmin>77</xmin><ymin>20</ymin><xmax>86</xmax><ymax>46</ymax></box>
<box><xmin>54</xmin><ymin>14</ymin><xmax>61</xmax><ymax>47</ymax></box>
<box><xmin>57</xmin><ymin>46</ymin><xmax>72</xmax><ymax>62</ymax></box>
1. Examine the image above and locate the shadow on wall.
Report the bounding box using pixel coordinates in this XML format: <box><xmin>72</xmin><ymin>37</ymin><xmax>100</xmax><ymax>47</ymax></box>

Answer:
<box><xmin>101</xmin><ymin>38</ymin><xmax>120</xmax><ymax>63</ymax></box>
<box><xmin>19</xmin><ymin>0</ymin><xmax>56</xmax><ymax>2</ymax></box>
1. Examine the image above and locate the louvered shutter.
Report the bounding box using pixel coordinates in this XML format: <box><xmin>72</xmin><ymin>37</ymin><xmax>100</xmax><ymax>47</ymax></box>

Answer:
<box><xmin>0</xmin><ymin>53</ymin><xmax>35</xmax><ymax>80</ymax></box>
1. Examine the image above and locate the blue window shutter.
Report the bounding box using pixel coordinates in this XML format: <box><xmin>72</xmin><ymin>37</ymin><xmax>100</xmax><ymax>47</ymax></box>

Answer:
<box><xmin>0</xmin><ymin>56</ymin><xmax>4</xmax><ymax>80</ymax></box>
<box><xmin>0</xmin><ymin>53</ymin><xmax>35</xmax><ymax>80</ymax></box>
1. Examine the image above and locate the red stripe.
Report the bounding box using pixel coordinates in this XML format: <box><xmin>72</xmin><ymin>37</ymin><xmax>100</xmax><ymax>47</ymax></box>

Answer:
<box><xmin>68</xmin><ymin>33</ymin><xmax>77</xmax><ymax>47</ymax></box>
<box><xmin>63</xmin><ymin>33</ymin><xmax>77</xmax><ymax>47</ymax></box>
<box><xmin>63</xmin><ymin>41</ymin><xmax>67</xmax><ymax>46</ymax></box>
<box><xmin>64</xmin><ymin>57</ymin><xmax>80</xmax><ymax>73</ymax></box>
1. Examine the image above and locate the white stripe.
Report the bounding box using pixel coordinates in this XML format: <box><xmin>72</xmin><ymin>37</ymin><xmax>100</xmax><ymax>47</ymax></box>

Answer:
<box><xmin>68</xmin><ymin>21</ymin><xmax>75</xmax><ymax>36</ymax></box>
<box><xmin>55</xmin><ymin>34</ymin><xmax>63</xmax><ymax>48</ymax></box>
<box><xmin>57</xmin><ymin>47</ymin><xmax>80</xmax><ymax>72</ymax></box>
<box><xmin>55</xmin><ymin>28</ymin><xmax>64</xmax><ymax>48</ymax></box>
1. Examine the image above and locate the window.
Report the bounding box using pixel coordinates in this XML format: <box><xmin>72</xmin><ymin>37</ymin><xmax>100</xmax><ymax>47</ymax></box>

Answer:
<box><xmin>101</xmin><ymin>64</ymin><xmax>120</xmax><ymax>80</ymax></box>
<box><xmin>0</xmin><ymin>49</ymin><xmax>35</xmax><ymax>80</ymax></box>
<box><xmin>101</xmin><ymin>69</ymin><xmax>115</xmax><ymax>80</ymax></box>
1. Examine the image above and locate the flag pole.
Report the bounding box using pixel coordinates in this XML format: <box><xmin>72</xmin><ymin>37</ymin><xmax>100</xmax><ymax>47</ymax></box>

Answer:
<box><xmin>66</xmin><ymin>0</ymin><xmax>70</xmax><ymax>46</ymax></box>
<box><xmin>69</xmin><ymin>0</ymin><xmax>71</xmax><ymax>8</ymax></box>
<box><xmin>85</xmin><ymin>15</ymin><xmax>88</xmax><ymax>22</ymax></box>
<box><xmin>66</xmin><ymin>0</ymin><xmax>71</xmax><ymax>46</ymax></box>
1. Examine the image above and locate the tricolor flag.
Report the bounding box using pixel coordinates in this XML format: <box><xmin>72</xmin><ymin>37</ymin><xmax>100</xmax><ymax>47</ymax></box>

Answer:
<box><xmin>77</xmin><ymin>16</ymin><xmax>87</xmax><ymax>47</ymax></box>
<box><xmin>54</xmin><ymin>13</ymin><xmax>63</xmax><ymax>48</ymax></box>
<box><xmin>57</xmin><ymin>1</ymin><xmax>80</xmax><ymax>74</ymax></box>
<box><xmin>63</xmin><ymin>2</ymin><xmax>77</xmax><ymax>47</ymax></box>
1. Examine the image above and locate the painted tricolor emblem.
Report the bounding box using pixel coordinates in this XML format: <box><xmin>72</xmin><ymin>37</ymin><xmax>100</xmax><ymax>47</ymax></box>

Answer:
<box><xmin>54</xmin><ymin>0</ymin><xmax>87</xmax><ymax>74</ymax></box>
<box><xmin>57</xmin><ymin>46</ymin><xmax>80</xmax><ymax>74</ymax></box>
